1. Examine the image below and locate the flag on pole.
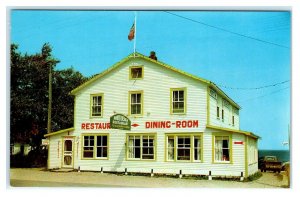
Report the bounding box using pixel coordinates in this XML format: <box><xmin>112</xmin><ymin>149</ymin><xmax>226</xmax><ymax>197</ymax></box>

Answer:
<box><xmin>128</xmin><ymin>23</ymin><xmax>135</xmax><ymax>41</ymax></box>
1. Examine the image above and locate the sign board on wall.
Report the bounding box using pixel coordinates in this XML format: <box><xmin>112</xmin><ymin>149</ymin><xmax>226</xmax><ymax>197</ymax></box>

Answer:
<box><xmin>110</xmin><ymin>114</ymin><xmax>131</xmax><ymax>130</ymax></box>
<box><xmin>42</xmin><ymin>139</ymin><xmax>49</xmax><ymax>146</ymax></box>
<box><xmin>80</xmin><ymin>119</ymin><xmax>199</xmax><ymax>130</ymax></box>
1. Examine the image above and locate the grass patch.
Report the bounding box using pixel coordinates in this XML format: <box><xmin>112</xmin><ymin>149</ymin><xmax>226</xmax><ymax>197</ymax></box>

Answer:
<box><xmin>245</xmin><ymin>172</ymin><xmax>262</xmax><ymax>182</ymax></box>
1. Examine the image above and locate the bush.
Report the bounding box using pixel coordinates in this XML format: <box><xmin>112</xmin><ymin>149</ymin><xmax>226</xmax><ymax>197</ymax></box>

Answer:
<box><xmin>10</xmin><ymin>148</ymin><xmax>47</xmax><ymax>168</ymax></box>
<box><xmin>246</xmin><ymin>171</ymin><xmax>262</xmax><ymax>182</ymax></box>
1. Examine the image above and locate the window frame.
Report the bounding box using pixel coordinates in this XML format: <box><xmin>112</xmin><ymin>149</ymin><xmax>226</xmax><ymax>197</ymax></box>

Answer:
<box><xmin>212</xmin><ymin>133</ymin><xmax>232</xmax><ymax>164</ymax></box>
<box><xmin>221</xmin><ymin>109</ymin><xmax>224</xmax><ymax>121</ymax></box>
<box><xmin>165</xmin><ymin>133</ymin><xmax>203</xmax><ymax>162</ymax></box>
<box><xmin>128</xmin><ymin>90</ymin><xmax>144</xmax><ymax>116</ymax></box>
<box><xmin>90</xmin><ymin>93</ymin><xmax>104</xmax><ymax>118</ymax></box>
<box><xmin>81</xmin><ymin>134</ymin><xmax>109</xmax><ymax>160</ymax></box>
<box><xmin>126</xmin><ymin>133</ymin><xmax>156</xmax><ymax>161</ymax></box>
<box><xmin>209</xmin><ymin>88</ymin><xmax>217</xmax><ymax>99</ymax></box>
<box><xmin>129</xmin><ymin>66</ymin><xmax>144</xmax><ymax>80</ymax></box>
<box><xmin>170</xmin><ymin>88</ymin><xmax>187</xmax><ymax>115</ymax></box>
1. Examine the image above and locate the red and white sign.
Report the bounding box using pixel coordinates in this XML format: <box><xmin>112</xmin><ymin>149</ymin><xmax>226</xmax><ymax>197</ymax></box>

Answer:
<box><xmin>234</xmin><ymin>141</ymin><xmax>244</xmax><ymax>145</ymax></box>
<box><xmin>81</xmin><ymin>120</ymin><xmax>199</xmax><ymax>130</ymax></box>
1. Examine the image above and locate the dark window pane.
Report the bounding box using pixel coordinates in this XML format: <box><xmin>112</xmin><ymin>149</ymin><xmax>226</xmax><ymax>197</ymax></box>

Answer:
<box><xmin>134</xmin><ymin>147</ymin><xmax>140</xmax><ymax>158</ymax></box>
<box><xmin>179</xmin><ymin>91</ymin><xmax>184</xmax><ymax>101</ymax></box>
<box><xmin>102</xmin><ymin>136</ymin><xmax>107</xmax><ymax>146</ymax></box>
<box><xmin>134</xmin><ymin>138</ymin><xmax>140</xmax><ymax>146</ymax></box>
<box><xmin>131</xmin><ymin>67</ymin><xmax>142</xmax><ymax>78</ymax></box>
<box><xmin>223</xmin><ymin>139</ymin><xmax>229</xmax><ymax>148</ymax></box>
<box><xmin>83</xmin><ymin>150</ymin><xmax>93</xmax><ymax>158</ymax></box>
<box><xmin>97</xmin><ymin>136</ymin><xmax>102</xmax><ymax>146</ymax></box>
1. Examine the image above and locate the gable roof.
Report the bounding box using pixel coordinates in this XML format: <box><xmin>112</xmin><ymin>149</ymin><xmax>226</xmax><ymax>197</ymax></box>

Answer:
<box><xmin>70</xmin><ymin>52</ymin><xmax>240</xmax><ymax>109</ymax></box>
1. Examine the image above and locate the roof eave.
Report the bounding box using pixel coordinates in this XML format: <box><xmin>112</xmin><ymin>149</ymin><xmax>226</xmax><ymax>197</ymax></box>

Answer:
<box><xmin>44</xmin><ymin>127</ymin><xmax>74</xmax><ymax>137</ymax></box>
<box><xmin>209</xmin><ymin>82</ymin><xmax>241</xmax><ymax>110</ymax></box>
<box><xmin>206</xmin><ymin>124</ymin><xmax>260</xmax><ymax>139</ymax></box>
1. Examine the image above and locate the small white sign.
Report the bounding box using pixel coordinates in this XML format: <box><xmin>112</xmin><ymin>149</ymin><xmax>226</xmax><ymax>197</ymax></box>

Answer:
<box><xmin>42</xmin><ymin>139</ymin><xmax>49</xmax><ymax>146</ymax></box>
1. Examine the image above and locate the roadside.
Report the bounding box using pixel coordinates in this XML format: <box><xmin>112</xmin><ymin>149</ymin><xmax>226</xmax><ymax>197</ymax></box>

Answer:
<box><xmin>9</xmin><ymin>168</ymin><xmax>289</xmax><ymax>188</ymax></box>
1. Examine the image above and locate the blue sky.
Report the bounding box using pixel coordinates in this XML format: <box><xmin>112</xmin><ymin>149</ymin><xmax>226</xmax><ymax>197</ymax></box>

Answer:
<box><xmin>10</xmin><ymin>10</ymin><xmax>291</xmax><ymax>150</ymax></box>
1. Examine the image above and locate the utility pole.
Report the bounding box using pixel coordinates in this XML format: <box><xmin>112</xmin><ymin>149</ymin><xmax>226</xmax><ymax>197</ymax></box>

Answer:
<box><xmin>47</xmin><ymin>63</ymin><xmax>52</xmax><ymax>134</ymax></box>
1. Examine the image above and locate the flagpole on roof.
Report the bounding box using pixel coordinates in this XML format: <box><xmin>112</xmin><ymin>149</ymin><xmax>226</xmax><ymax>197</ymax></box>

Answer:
<box><xmin>134</xmin><ymin>11</ymin><xmax>137</xmax><ymax>58</ymax></box>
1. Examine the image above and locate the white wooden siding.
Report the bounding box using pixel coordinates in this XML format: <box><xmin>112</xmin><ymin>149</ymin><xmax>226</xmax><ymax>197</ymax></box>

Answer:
<box><xmin>247</xmin><ymin>137</ymin><xmax>259</xmax><ymax>175</ymax></box>
<box><xmin>209</xmin><ymin>94</ymin><xmax>240</xmax><ymax>130</ymax></box>
<box><xmin>75</xmin><ymin>58</ymin><xmax>207</xmax><ymax>132</ymax></box>
<box><xmin>47</xmin><ymin>56</ymin><xmax>257</xmax><ymax>177</ymax></box>
<box><xmin>48</xmin><ymin>135</ymin><xmax>63</xmax><ymax>169</ymax></box>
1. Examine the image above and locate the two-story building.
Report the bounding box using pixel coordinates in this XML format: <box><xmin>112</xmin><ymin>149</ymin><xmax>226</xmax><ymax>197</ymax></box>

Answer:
<box><xmin>44</xmin><ymin>52</ymin><xmax>259</xmax><ymax>178</ymax></box>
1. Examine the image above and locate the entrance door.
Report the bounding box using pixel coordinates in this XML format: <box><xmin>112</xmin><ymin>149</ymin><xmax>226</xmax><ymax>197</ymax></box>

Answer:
<box><xmin>62</xmin><ymin>138</ymin><xmax>73</xmax><ymax>168</ymax></box>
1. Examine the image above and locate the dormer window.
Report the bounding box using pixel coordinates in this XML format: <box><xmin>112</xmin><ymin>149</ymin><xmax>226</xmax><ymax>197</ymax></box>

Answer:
<box><xmin>130</xmin><ymin>66</ymin><xmax>143</xmax><ymax>80</ymax></box>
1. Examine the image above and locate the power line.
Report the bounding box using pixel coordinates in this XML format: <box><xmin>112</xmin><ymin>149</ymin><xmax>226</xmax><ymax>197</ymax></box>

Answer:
<box><xmin>237</xmin><ymin>86</ymin><xmax>290</xmax><ymax>103</ymax></box>
<box><xmin>214</xmin><ymin>80</ymin><xmax>290</xmax><ymax>90</ymax></box>
<box><xmin>164</xmin><ymin>11</ymin><xmax>290</xmax><ymax>49</ymax></box>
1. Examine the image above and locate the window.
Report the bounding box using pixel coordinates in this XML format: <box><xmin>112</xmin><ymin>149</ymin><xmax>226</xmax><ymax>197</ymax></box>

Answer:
<box><xmin>214</xmin><ymin>135</ymin><xmax>231</xmax><ymax>162</ymax></box>
<box><xmin>177</xmin><ymin>136</ymin><xmax>191</xmax><ymax>160</ymax></box>
<box><xmin>129</xmin><ymin>91</ymin><xmax>143</xmax><ymax>115</ymax></box>
<box><xmin>91</xmin><ymin>94</ymin><xmax>103</xmax><ymax>117</ymax></box>
<box><xmin>167</xmin><ymin>137</ymin><xmax>175</xmax><ymax>161</ymax></box>
<box><xmin>142</xmin><ymin>136</ymin><xmax>154</xmax><ymax>159</ymax></box>
<box><xmin>82</xmin><ymin>134</ymin><xmax>108</xmax><ymax>159</ymax></box>
<box><xmin>96</xmin><ymin>136</ymin><xmax>108</xmax><ymax>158</ymax></box>
<box><xmin>217</xmin><ymin>106</ymin><xmax>220</xmax><ymax>118</ymax></box>
<box><xmin>171</xmin><ymin>88</ymin><xmax>186</xmax><ymax>114</ymax></box>
<box><xmin>223</xmin><ymin>99</ymin><xmax>230</xmax><ymax>108</ymax></box>
<box><xmin>166</xmin><ymin>134</ymin><xmax>202</xmax><ymax>162</ymax></box>
<box><xmin>232</xmin><ymin>116</ymin><xmax>235</xmax><ymax>125</ymax></box>
<box><xmin>83</xmin><ymin>136</ymin><xmax>94</xmax><ymax>158</ymax></box>
<box><xmin>209</xmin><ymin>89</ymin><xmax>217</xmax><ymax>99</ymax></box>
<box><xmin>130</xmin><ymin>66</ymin><xmax>143</xmax><ymax>79</ymax></box>
<box><xmin>127</xmin><ymin>134</ymin><xmax>155</xmax><ymax>160</ymax></box>
<box><xmin>222</xmin><ymin>109</ymin><xmax>224</xmax><ymax>121</ymax></box>
<box><xmin>194</xmin><ymin>136</ymin><xmax>202</xmax><ymax>161</ymax></box>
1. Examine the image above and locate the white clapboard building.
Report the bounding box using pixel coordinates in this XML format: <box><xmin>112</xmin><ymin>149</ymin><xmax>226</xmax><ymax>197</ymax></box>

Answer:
<box><xmin>45</xmin><ymin>52</ymin><xmax>259</xmax><ymax>178</ymax></box>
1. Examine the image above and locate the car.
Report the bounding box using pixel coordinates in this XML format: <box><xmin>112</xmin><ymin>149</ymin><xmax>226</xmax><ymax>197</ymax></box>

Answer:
<box><xmin>259</xmin><ymin>156</ymin><xmax>282</xmax><ymax>173</ymax></box>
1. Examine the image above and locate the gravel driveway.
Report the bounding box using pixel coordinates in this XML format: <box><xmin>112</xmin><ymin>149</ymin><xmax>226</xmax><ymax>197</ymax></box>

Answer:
<box><xmin>9</xmin><ymin>168</ymin><xmax>289</xmax><ymax>188</ymax></box>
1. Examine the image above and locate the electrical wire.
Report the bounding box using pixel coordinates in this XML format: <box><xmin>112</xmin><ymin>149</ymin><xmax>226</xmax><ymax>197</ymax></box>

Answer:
<box><xmin>214</xmin><ymin>80</ymin><xmax>290</xmax><ymax>90</ymax></box>
<box><xmin>237</xmin><ymin>86</ymin><xmax>290</xmax><ymax>103</ymax></box>
<box><xmin>164</xmin><ymin>11</ymin><xmax>290</xmax><ymax>49</ymax></box>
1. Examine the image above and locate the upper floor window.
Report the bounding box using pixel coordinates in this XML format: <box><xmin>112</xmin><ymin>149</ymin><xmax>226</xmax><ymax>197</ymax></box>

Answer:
<box><xmin>232</xmin><ymin>115</ymin><xmax>235</xmax><ymax>125</ymax></box>
<box><xmin>170</xmin><ymin>88</ymin><xmax>186</xmax><ymax>114</ymax></box>
<box><xmin>209</xmin><ymin>88</ymin><xmax>217</xmax><ymax>99</ymax></box>
<box><xmin>91</xmin><ymin>94</ymin><xmax>103</xmax><ymax>117</ymax></box>
<box><xmin>129</xmin><ymin>66</ymin><xmax>143</xmax><ymax>80</ymax></box>
<box><xmin>129</xmin><ymin>91</ymin><xmax>143</xmax><ymax>116</ymax></box>
<box><xmin>223</xmin><ymin>99</ymin><xmax>230</xmax><ymax>108</ymax></box>
<box><xmin>221</xmin><ymin>109</ymin><xmax>224</xmax><ymax>121</ymax></box>
<box><xmin>217</xmin><ymin>106</ymin><xmax>220</xmax><ymax>119</ymax></box>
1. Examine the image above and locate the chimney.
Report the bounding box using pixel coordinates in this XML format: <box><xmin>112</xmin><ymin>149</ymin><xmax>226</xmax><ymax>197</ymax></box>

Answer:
<box><xmin>149</xmin><ymin>51</ymin><xmax>157</xmax><ymax>60</ymax></box>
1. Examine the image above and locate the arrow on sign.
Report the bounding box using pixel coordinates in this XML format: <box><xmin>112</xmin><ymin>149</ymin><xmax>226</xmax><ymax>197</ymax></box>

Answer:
<box><xmin>131</xmin><ymin>123</ymin><xmax>140</xmax><ymax>127</ymax></box>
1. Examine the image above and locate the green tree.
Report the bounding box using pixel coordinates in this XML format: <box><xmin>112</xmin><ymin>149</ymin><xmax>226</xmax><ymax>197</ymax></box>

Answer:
<box><xmin>10</xmin><ymin>43</ymin><xmax>87</xmax><ymax>150</ymax></box>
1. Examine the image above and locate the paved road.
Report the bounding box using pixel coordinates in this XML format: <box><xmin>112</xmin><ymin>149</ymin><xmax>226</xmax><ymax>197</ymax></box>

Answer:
<box><xmin>9</xmin><ymin>168</ymin><xmax>289</xmax><ymax>188</ymax></box>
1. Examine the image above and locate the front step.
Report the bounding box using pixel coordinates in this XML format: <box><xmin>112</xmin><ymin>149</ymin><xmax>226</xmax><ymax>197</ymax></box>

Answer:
<box><xmin>50</xmin><ymin>168</ymin><xmax>74</xmax><ymax>172</ymax></box>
